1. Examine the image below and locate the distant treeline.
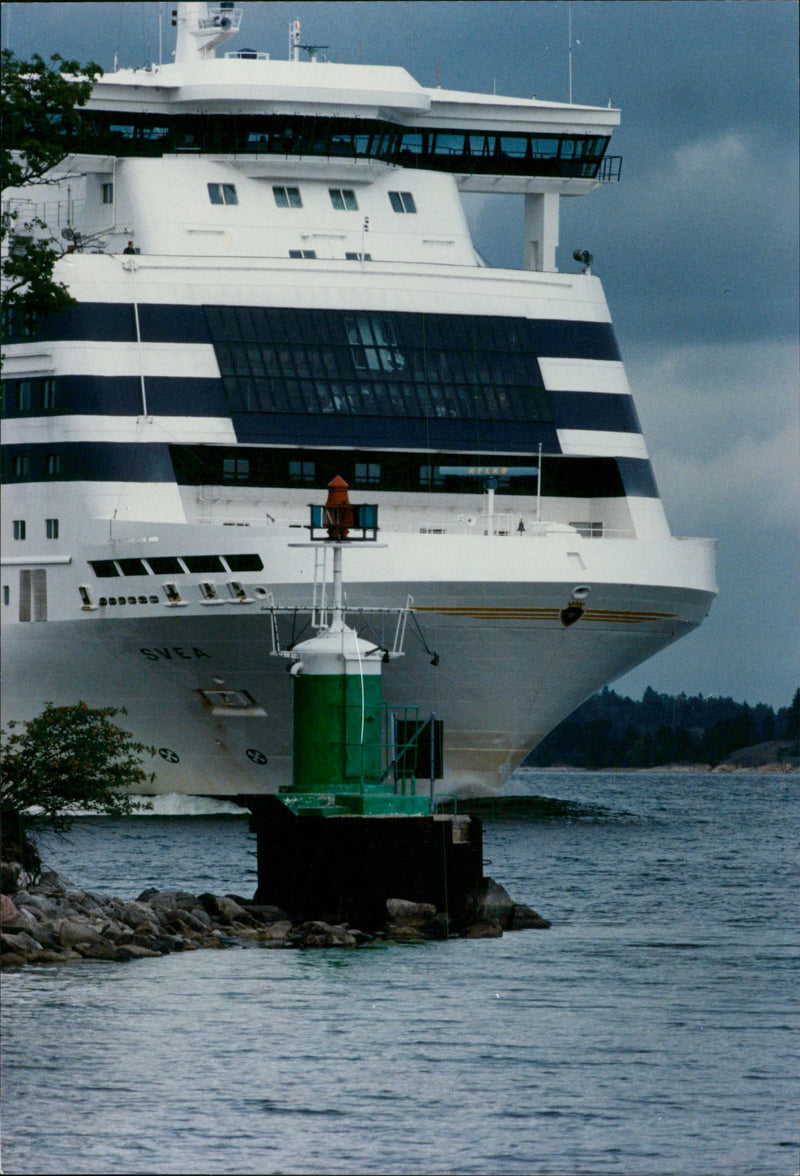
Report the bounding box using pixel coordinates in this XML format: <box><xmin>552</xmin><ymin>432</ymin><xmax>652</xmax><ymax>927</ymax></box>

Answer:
<box><xmin>525</xmin><ymin>687</ymin><xmax>800</xmax><ymax>769</ymax></box>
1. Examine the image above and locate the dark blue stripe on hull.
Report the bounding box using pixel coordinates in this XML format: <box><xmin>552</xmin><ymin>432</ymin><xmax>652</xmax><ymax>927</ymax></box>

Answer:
<box><xmin>230</xmin><ymin>414</ymin><xmax>561</xmax><ymax>452</ymax></box>
<box><xmin>0</xmin><ymin>376</ymin><xmax>227</xmax><ymax>418</ymax></box>
<box><xmin>1</xmin><ymin>441</ymin><xmax>660</xmax><ymax>497</ymax></box>
<box><xmin>547</xmin><ymin>391</ymin><xmax>642</xmax><ymax>433</ymax></box>
<box><xmin>25</xmin><ymin>303</ymin><xmax>622</xmax><ymax>361</ymax></box>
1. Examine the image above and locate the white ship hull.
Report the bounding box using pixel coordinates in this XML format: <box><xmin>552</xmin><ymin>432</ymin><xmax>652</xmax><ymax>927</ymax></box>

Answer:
<box><xmin>1</xmin><ymin>519</ymin><xmax>715</xmax><ymax>797</ymax></box>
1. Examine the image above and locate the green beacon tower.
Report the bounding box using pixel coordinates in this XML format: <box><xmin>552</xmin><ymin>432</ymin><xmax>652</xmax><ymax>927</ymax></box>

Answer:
<box><xmin>275</xmin><ymin>477</ymin><xmax>433</xmax><ymax>817</ymax></box>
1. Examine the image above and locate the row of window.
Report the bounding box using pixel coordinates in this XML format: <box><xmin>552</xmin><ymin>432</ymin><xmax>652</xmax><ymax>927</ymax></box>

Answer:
<box><xmin>173</xmin><ymin>446</ymin><xmax>644</xmax><ymax>499</ymax></box>
<box><xmin>207</xmin><ymin>183</ymin><xmax>415</xmax><ymax>214</ymax></box>
<box><xmin>4</xmin><ymin>379</ymin><xmax>57</xmax><ymax>414</ymax></box>
<box><xmin>85</xmin><ymin>581</ymin><xmax>257</xmax><ymax>608</ymax></box>
<box><xmin>287</xmin><ymin>250</ymin><xmax>371</xmax><ymax>261</ymax></box>
<box><xmin>11</xmin><ymin>519</ymin><xmax>59</xmax><ymax>540</ymax></box>
<box><xmin>88</xmin><ymin>552</ymin><xmax>264</xmax><ymax>578</ymax></box>
<box><xmin>8</xmin><ymin>453</ymin><xmax>61</xmax><ymax>478</ymax></box>
<box><xmin>17</xmin><ymin>110</ymin><xmax>612</xmax><ymax>180</ymax></box>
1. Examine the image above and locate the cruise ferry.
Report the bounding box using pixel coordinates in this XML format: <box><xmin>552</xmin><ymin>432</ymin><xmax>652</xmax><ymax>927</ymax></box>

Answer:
<box><xmin>1</xmin><ymin>2</ymin><xmax>717</xmax><ymax>797</ymax></box>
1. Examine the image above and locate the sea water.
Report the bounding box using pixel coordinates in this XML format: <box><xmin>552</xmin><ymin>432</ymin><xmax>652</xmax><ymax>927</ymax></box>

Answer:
<box><xmin>1</xmin><ymin>770</ymin><xmax>797</xmax><ymax>1175</ymax></box>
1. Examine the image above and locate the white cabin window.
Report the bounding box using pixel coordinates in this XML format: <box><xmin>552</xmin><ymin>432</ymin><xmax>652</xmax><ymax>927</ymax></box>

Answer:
<box><xmin>101</xmin><ymin>182</ymin><xmax>114</xmax><ymax>204</ymax></box>
<box><xmin>345</xmin><ymin>252</ymin><xmax>372</xmax><ymax>261</ymax></box>
<box><xmin>273</xmin><ymin>186</ymin><xmax>302</xmax><ymax>208</ymax></box>
<box><xmin>288</xmin><ymin>249</ymin><xmax>317</xmax><ymax>259</ymax></box>
<box><xmin>208</xmin><ymin>182</ymin><xmax>238</xmax><ymax>205</ymax></box>
<box><xmin>389</xmin><ymin>191</ymin><xmax>417</xmax><ymax>213</ymax></box>
<box><xmin>13</xmin><ymin>520</ymin><xmax>26</xmax><ymax>541</ymax></box>
<box><xmin>46</xmin><ymin>518</ymin><xmax>59</xmax><ymax>540</ymax></box>
<box><xmin>3</xmin><ymin>586</ymin><xmax>9</xmax><ymax>606</ymax></box>
<box><xmin>329</xmin><ymin>188</ymin><xmax>358</xmax><ymax>211</ymax></box>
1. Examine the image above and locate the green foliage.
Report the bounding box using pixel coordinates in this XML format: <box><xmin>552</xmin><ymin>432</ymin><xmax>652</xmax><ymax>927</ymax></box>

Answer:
<box><xmin>526</xmin><ymin>686</ymin><xmax>800</xmax><ymax>769</ymax></box>
<box><xmin>1</xmin><ymin>50</ymin><xmax>102</xmax><ymax>342</ymax></box>
<box><xmin>1</xmin><ymin>702</ymin><xmax>154</xmax><ymax>831</ymax></box>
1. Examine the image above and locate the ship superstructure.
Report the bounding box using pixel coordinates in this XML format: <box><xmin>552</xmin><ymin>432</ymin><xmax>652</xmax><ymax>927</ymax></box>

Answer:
<box><xmin>1</xmin><ymin>3</ymin><xmax>716</xmax><ymax>796</ymax></box>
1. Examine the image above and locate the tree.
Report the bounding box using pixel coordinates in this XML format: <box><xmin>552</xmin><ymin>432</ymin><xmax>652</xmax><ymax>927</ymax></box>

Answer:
<box><xmin>1</xmin><ymin>50</ymin><xmax>102</xmax><ymax>342</ymax></box>
<box><xmin>1</xmin><ymin>703</ymin><xmax>154</xmax><ymax>875</ymax></box>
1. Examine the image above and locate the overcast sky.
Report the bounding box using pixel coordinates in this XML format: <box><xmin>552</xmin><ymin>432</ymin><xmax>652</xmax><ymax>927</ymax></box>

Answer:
<box><xmin>4</xmin><ymin>1</ymin><xmax>798</xmax><ymax>709</ymax></box>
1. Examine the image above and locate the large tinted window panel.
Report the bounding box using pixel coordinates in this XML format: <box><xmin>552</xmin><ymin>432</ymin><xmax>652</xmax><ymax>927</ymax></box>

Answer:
<box><xmin>204</xmin><ymin>308</ymin><xmax>554</xmax><ymax>432</ymax></box>
<box><xmin>89</xmin><ymin>560</ymin><xmax>119</xmax><ymax>578</ymax></box>
<box><xmin>183</xmin><ymin>555</ymin><xmax>225</xmax><ymax>573</ymax></box>
<box><xmin>617</xmin><ymin>458</ymin><xmax>659</xmax><ymax>497</ymax></box>
<box><xmin>224</xmin><ymin>554</ymin><xmax>264</xmax><ymax>572</ymax></box>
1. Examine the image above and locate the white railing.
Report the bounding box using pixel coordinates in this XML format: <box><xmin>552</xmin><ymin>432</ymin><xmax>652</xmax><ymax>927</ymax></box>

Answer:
<box><xmin>189</xmin><ymin>512</ymin><xmax>636</xmax><ymax>540</ymax></box>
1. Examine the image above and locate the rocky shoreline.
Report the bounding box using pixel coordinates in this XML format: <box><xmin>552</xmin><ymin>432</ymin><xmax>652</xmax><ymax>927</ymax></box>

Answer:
<box><xmin>0</xmin><ymin>867</ymin><xmax>550</xmax><ymax>968</ymax></box>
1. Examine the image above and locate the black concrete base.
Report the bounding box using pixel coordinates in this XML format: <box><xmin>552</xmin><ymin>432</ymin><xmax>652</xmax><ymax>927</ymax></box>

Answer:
<box><xmin>245</xmin><ymin>796</ymin><xmax>485</xmax><ymax>932</ymax></box>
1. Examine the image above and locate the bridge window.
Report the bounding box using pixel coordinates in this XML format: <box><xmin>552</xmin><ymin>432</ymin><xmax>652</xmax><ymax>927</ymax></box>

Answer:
<box><xmin>389</xmin><ymin>191</ymin><xmax>416</xmax><ymax>214</ymax></box>
<box><xmin>329</xmin><ymin>188</ymin><xmax>358</xmax><ymax>210</ymax></box>
<box><xmin>46</xmin><ymin>453</ymin><xmax>61</xmax><ymax>477</ymax></box>
<box><xmin>273</xmin><ymin>186</ymin><xmax>302</xmax><ymax>208</ymax></box>
<box><xmin>102</xmin><ymin>182</ymin><xmax>114</xmax><ymax>204</ymax></box>
<box><xmin>208</xmin><ymin>182</ymin><xmax>238</xmax><ymax>205</ymax></box>
<box><xmin>288</xmin><ymin>250</ymin><xmax>317</xmax><ymax>259</ymax></box>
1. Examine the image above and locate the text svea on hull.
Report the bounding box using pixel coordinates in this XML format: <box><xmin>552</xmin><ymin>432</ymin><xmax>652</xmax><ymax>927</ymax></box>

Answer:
<box><xmin>1</xmin><ymin>2</ymin><xmax>717</xmax><ymax>797</ymax></box>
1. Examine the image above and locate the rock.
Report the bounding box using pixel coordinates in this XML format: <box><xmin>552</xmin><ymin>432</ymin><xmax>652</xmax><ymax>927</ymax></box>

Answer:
<box><xmin>26</xmin><ymin>919</ymin><xmax>62</xmax><ymax>949</ymax></box>
<box><xmin>215</xmin><ymin>896</ymin><xmax>249</xmax><ymax>923</ymax></box>
<box><xmin>510</xmin><ymin>904</ymin><xmax>551</xmax><ymax>930</ymax></box>
<box><xmin>384</xmin><ymin>924</ymin><xmax>425</xmax><ymax>942</ymax></box>
<box><xmin>1</xmin><ymin>930</ymin><xmax>43</xmax><ymax>955</ymax></box>
<box><xmin>58</xmin><ymin>918</ymin><xmax>107</xmax><ymax>950</ymax></box>
<box><xmin>0</xmin><ymin>893</ymin><xmax>29</xmax><ymax>929</ymax></box>
<box><xmin>146</xmin><ymin>889</ymin><xmax>198</xmax><ymax>912</ymax></box>
<box><xmin>462</xmin><ymin>919</ymin><xmax>503</xmax><ymax>938</ymax></box>
<box><xmin>0</xmin><ymin>952</ymin><xmax>27</xmax><ymax>968</ymax></box>
<box><xmin>245</xmin><ymin>904</ymin><xmax>291</xmax><ymax>925</ymax></box>
<box><xmin>297</xmin><ymin>920</ymin><xmax>358</xmax><ymax>948</ymax></box>
<box><xmin>386</xmin><ymin>898</ymin><xmax>437</xmax><ymax>926</ymax></box>
<box><xmin>464</xmin><ymin>877</ymin><xmax>515</xmax><ymax>930</ymax></box>
<box><xmin>15</xmin><ymin>892</ymin><xmax>59</xmax><ymax>918</ymax></box>
<box><xmin>77</xmin><ymin>940</ymin><xmax>120</xmax><ymax>961</ymax></box>
<box><xmin>420</xmin><ymin>912</ymin><xmax>451</xmax><ymax>940</ymax></box>
<box><xmin>258</xmin><ymin>920</ymin><xmax>293</xmax><ymax>945</ymax></box>
<box><xmin>113</xmin><ymin>943</ymin><xmax>163</xmax><ymax>960</ymax></box>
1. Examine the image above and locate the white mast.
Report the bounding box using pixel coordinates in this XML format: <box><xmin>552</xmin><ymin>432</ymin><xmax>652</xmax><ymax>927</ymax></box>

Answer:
<box><xmin>173</xmin><ymin>1</ymin><xmax>241</xmax><ymax>64</ymax></box>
